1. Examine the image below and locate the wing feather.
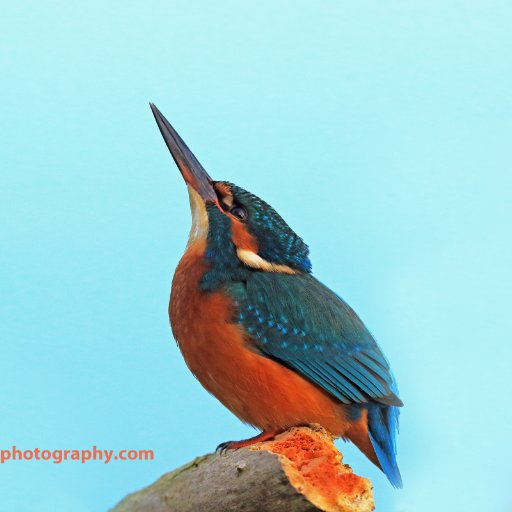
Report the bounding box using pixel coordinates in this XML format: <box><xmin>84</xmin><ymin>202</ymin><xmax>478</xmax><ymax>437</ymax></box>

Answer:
<box><xmin>229</xmin><ymin>272</ymin><xmax>402</xmax><ymax>407</ymax></box>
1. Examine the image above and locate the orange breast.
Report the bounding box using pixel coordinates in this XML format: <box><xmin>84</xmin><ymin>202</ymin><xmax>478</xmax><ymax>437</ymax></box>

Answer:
<box><xmin>169</xmin><ymin>241</ymin><xmax>353</xmax><ymax>436</ymax></box>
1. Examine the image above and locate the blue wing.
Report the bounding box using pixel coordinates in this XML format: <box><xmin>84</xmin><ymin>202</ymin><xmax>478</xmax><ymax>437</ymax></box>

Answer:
<box><xmin>227</xmin><ymin>272</ymin><xmax>403</xmax><ymax>487</ymax></box>
<box><xmin>229</xmin><ymin>272</ymin><xmax>402</xmax><ymax>407</ymax></box>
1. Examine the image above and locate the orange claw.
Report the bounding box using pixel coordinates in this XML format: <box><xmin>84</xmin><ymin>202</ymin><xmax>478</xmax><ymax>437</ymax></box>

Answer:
<box><xmin>216</xmin><ymin>429</ymin><xmax>282</xmax><ymax>454</ymax></box>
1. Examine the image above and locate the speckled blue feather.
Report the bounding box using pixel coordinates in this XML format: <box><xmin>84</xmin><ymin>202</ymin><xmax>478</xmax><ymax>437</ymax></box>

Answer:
<box><xmin>226</xmin><ymin>183</ymin><xmax>312</xmax><ymax>272</ymax></box>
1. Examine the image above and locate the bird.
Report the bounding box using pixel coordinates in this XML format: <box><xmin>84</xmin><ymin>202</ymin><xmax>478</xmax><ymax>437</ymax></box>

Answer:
<box><xmin>150</xmin><ymin>103</ymin><xmax>403</xmax><ymax>488</ymax></box>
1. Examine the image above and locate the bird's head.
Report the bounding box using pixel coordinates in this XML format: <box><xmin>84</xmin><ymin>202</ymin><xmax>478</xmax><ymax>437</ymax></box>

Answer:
<box><xmin>151</xmin><ymin>104</ymin><xmax>311</xmax><ymax>288</ymax></box>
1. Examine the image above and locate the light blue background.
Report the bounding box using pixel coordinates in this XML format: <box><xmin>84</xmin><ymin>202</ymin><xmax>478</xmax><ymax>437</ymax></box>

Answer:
<box><xmin>1</xmin><ymin>1</ymin><xmax>511</xmax><ymax>511</ymax></box>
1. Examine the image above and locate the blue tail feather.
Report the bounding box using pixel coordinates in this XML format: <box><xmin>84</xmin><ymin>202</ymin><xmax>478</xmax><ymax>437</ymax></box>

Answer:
<box><xmin>367</xmin><ymin>403</ymin><xmax>402</xmax><ymax>488</ymax></box>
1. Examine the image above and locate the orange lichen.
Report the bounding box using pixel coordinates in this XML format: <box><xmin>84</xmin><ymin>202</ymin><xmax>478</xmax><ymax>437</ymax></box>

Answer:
<box><xmin>251</xmin><ymin>426</ymin><xmax>374</xmax><ymax>512</ymax></box>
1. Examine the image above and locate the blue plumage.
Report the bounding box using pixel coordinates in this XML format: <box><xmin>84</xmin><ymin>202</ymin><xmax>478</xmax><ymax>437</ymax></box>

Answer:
<box><xmin>227</xmin><ymin>183</ymin><xmax>312</xmax><ymax>272</ymax></box>
<box><xmin>367</xmin><ymin>403</ymin><xmax>402</xmax><ymax>487</ymax></box>
<box><xmin>201</xmin><ymin>206</ymin><xmax>250</xmax><ymax>291</ymax></box>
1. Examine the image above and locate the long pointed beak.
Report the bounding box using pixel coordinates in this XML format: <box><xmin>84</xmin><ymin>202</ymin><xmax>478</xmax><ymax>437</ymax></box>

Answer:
<box><xmin>150</xmin><ymin>103</ymin><xmax>217</xmax><ymax>203</ymax></box>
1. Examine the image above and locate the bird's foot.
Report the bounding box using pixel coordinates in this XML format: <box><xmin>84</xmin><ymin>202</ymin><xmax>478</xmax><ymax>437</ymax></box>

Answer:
<box><xmin>216</xmin><ymin>429</ymin><xmax>281</xmax><ymax>454</ymax></box>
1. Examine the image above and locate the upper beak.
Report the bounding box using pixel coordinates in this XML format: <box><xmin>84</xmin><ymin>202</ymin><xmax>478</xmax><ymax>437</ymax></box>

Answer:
<box><xmin>150</xmin><ymin>103</ymin><xmax>217</xmax><ymax>203</ymax></box>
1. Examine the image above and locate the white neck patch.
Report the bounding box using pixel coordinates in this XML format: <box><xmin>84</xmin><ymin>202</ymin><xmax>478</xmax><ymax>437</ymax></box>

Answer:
<box><xmin>236</xmin><ymin>248</ymin><xmax>298</xmax><ymax>274</ymax></box>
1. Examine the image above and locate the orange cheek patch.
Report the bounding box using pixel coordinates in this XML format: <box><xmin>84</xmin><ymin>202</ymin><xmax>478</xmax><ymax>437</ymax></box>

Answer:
<box><xmin>231</xmin><ymin>220</ymin><xmax>258</xmax><ymax>252</ymax></box>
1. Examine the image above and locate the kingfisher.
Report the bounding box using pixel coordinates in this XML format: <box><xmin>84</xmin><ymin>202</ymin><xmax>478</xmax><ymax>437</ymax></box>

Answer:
<box><xmin>150</xmin><ymin>103</ymin><xmax>403</xmax><ymax>488</ymax></box>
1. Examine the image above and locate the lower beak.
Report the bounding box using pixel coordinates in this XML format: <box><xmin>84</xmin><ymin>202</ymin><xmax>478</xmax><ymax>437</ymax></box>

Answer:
<box><xmin>150</xmin><ymin>103</ymin><xmax>217</xmax><ymax>204</ymax></box>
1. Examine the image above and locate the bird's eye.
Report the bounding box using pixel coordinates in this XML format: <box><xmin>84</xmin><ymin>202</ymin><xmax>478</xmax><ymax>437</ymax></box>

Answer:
<box><xmin>230</xmin><ymin>205</ymin><xmax>248</xmax><ymax>221</ymax></box>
